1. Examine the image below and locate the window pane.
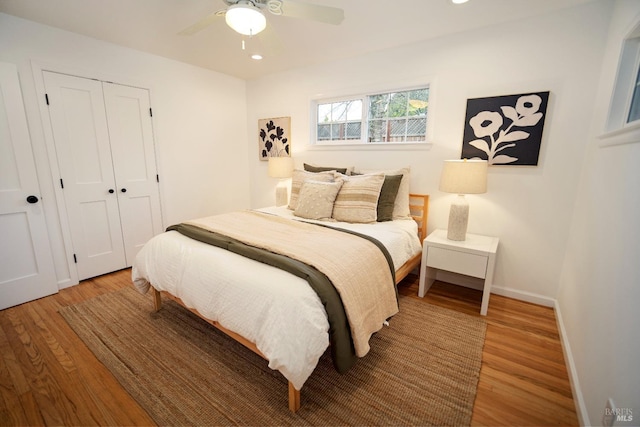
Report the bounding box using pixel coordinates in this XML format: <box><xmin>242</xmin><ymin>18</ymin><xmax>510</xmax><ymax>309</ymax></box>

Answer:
<box><xmin>331</xmin><ymin>123</ymin><xmax>341</xmax><ymax>139</ymax></box>
<box><xmin>318</xmin><ymin>103</ymin><xmax>331</xmax><ymax>123</ymax></box>
<box><xmin>408</xmin><ymin>89</ymin><xmax>428</xmax><ymax>116</ymax></box>
<box><xmin>345</xmin><ymin>122</ymin><xmax>361</xmax><ymax>139</ymax></box>
<box><xmin>628</xmin><ymin>65</ymin><xmax>640</xmax><ymax>123</ymax></box>
<box><xmin>346</xmin><ymin>100</ymin><xmax>362</xmax><ymax>121</ymax></box>
<box><xmin>317</xmin><ymin>124</ymin><xmax>330</xmax><ymax>140</ymax></box>
<box><xmin>368</xmin><ymin>120</ymin><xmax>386</xmax><ymax>142</ymax></box>
<box><xmin>389</xmin><ymin>119</ymin><xmax>406</xmax><ymax>136</ymax></box>
<box><xmin>332</xmin><ymin>102</ymin><xmax>349</xmax><ymax>121</ymax></box>
<box><xmin>369</xmin><ymin>94</ymin><xmax>389</xmax><ymax>119</ymax></box>
<box><xmin>407</xmin><ymin>117</ymin><xmax>426</xmax><ymax>136</ymax></box>
<box><xmin>388</xmin><ymin>92</ymin><xmax>407</xmax><ymax>118</ymax></box>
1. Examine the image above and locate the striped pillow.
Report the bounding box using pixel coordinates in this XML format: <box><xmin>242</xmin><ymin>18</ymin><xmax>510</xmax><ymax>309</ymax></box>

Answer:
<box><xmin>357</xmin><ymin>167</ymin><xmax>411</xmax><ymax>219</ymax></box>
<box><xmin>332</xmin><ymin>173</ymin><xmax>385</xmax><ymax>223</ymax></box>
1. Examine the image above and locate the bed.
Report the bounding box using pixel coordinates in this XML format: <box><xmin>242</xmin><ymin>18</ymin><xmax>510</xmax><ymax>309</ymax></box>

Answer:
<box><xmin>132</xmin><ymin>168</ymin><xmax>429</xmax><ymax>412</ymax></box>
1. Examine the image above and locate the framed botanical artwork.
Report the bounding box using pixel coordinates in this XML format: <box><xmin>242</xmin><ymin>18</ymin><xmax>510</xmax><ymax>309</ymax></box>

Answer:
<box><xmin>460</xmin><ymin>91</ymin><xmax>550</xmax><ymax>165</ymax></box>
<box><xmin>259</xmin><ymin>116</ymin><xmax>291</xmax><ymax>160</ymax></box>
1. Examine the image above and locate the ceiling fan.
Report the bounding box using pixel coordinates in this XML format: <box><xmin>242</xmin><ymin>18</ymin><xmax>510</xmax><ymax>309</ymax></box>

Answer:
<box><xmin>179</xmin><ymin>0</ymin><xmax>345</xmax><ymax>37</ymax></box>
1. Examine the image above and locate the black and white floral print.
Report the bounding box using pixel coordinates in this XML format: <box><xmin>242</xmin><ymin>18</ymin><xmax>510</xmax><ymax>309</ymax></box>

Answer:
<box><xmin>461</xmin><ymin>92</ymin><xmax>549</xmax><ymax>165</ymax></box>
<box><xmin>259</xmin><ymin>117</ymin><xmax>290</xmax><ymax>160</ymax></box>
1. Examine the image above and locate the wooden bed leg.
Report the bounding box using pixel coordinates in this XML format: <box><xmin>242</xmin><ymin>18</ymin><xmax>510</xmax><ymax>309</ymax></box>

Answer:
<box><xmin>288</xmin><ymin>381</ymin><xmax>300</xmax><ymax>412</ymax></box>
<box><xmin>152</xmin><ymin>288</ymin><xmax>162</xmax><ymax>312</ymax></box>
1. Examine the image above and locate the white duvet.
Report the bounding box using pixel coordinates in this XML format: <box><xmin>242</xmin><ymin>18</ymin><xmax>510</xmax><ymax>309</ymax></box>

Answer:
<box><xmin>131</xmin><ymin>206</ymin><xmax>421</xmax><ymax>390</ymax></box>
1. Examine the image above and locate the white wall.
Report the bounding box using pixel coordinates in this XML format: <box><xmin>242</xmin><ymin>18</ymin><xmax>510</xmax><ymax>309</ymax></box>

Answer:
<box><xmin>0</xmin><ymin>13</ymin><xmax>251</xmax><ymax>287</ymax></box>
<box><xmin>246</xmin><ymin>1</ymin><xmax>612</xmax><ymax>303</ymax></box>
<box><xmin>558</xmin><ymin>0</ymin><xmax>640</xmax><ymax>424</ymax></box>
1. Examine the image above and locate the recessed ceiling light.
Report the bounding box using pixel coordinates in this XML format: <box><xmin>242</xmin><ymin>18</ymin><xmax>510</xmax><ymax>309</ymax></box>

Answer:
<box><xmin>451</xmin><ymin>0</ymin><xmax>469</xmax><ymax>4</ymax></box>
<box><xmin>251</xmin><ymin>54</ymin><xmax>263</xmax><ymax>60</ymax></box>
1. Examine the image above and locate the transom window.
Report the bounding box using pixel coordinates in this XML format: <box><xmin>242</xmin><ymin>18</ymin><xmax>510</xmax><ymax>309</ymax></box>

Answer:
<box><xmin>606</xmin><ymin>21</ymin><xmax>640</xmax><ymax>132</ymax></box>
<box><xmin>314</xmin><ymin>86</ymin><xmax>429</xmax><ymax>145</ymax></box>
<box><xmin>627</xmin><ymin>62</ymin><xmax>640</xmax><ymax>123</ymax></box>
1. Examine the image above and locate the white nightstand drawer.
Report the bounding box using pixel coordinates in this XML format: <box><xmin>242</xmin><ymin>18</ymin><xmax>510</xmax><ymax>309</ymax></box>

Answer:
<box><xmin>426</xmin><ymin>246</ymin><xmax>488</xmax><ymax>279</ymax></box>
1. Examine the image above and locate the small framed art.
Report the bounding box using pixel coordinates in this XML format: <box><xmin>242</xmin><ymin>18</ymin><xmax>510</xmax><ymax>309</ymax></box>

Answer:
<box><xmin>259</xmin><ymin>116</ymin><xmax>291</xmax><ymax>160</ymax></box>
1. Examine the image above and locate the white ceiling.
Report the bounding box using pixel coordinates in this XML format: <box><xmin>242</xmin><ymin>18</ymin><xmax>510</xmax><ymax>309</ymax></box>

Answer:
<box><xmin>0</xmin><ymin>0</ymin><xmax>596</xmax><ymax>80</ymax></box>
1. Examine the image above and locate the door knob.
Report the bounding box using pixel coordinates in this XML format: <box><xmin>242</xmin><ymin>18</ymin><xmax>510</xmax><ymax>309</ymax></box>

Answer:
<box><xmin>121</xmin><ymin>188</ymin><xmax>127</xmax><ymax>193</ymax></box>
<box><xmin>26</xmin><ymin>195</ymin><xmax>39</xmax><ymax>204</ymax></box>
<box><xmin>108</xmin><ymin>189</ymin><xmax>115</xmax><ymax>194</ymax></box>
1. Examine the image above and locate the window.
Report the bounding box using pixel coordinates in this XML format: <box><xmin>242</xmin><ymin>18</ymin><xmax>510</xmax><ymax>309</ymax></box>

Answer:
<box><xmin>314</xmin><ymin>86</ymin><xmax>429</xmax><ymax>145</ymax></box>
<box><xmin>600</xmin><ymin>18</ymin><xmax>640</xmax><ymax>146</ymax></box>
<box><xmin>627</xmin><ymin>64</ymin><xmax>640</xmax><ymax>123</ymax></box>
<box><xmin>606</xmin><ymin>21</ymin><xmax>640</xmax><ymax>132</ymax></box>
<box><xmin>317</xmin><ymin>100</ymin><xmax>362</xmax><ymax>141</ymax></box>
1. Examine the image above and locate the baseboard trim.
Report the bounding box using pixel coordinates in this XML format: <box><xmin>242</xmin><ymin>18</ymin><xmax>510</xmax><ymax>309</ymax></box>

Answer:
<box><xmin>490</xmin><ymin>285</ymin><xmax>555</xmax><ymax>307</ymax></box>
<box><xmin>490</xmin><ymin>285</ymin><xmax>589</xmax><ymax>424</ymax></box>
<box><xmin>431</xmin><ymin>277</ymin><xmax>587</xmax><ymax>423</ymax></box>
<box><xmin>554</xmin><ymin>300</ymin><xmax>590</xmax><ymax>426</ymax></box>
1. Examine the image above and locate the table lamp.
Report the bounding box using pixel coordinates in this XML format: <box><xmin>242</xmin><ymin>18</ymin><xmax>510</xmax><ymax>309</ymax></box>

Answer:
<box><xmin>268</xmin><ymin>156</ymin><xmax>294</xmax><ymax>206</ymax></box>
<box><xmin>439</xmin><ymin>159</ymin><xmax>488</xmax><ymax>241</ymax></box>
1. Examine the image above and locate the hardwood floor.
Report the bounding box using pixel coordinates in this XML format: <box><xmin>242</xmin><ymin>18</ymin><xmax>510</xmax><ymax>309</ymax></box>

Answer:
<box><xmin>0</xmin><ymin>269</ymin><xmax>578</xmax><ymax>426</ymax></box>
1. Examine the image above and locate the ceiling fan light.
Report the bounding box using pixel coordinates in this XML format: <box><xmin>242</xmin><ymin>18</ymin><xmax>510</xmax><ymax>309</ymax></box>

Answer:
<box><xmin>225</xmin><ymin>3</ymin><xmax>267</xmax><ymax>36</ymax></box>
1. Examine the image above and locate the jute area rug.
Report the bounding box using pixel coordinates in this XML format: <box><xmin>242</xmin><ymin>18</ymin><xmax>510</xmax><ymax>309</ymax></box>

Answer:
<box><xmin>60</xmin><ymin>287</ymin><xmax>486</xmax><ymax>426</ymax></box>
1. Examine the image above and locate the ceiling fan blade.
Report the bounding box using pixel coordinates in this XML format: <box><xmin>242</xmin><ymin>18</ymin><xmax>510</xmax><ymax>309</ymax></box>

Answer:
<box><xmin>279</xmin><ymin>0</ymin><xmax>344</xmax><ymax>25</ymax></box>
<box><xmin>178</xmin><ymin>9</ymin><xmax>225</xmax><ymax>35</ymax></box>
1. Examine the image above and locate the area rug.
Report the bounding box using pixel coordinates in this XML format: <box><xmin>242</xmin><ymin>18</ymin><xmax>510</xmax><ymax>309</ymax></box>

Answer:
<box><xmin>60</xmin><ymin>287</ymin><xmax>486</xmax><ymax>426</ymax></box>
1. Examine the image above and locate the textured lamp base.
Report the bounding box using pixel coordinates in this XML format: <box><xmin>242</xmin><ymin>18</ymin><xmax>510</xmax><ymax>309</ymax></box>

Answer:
<box><xmin>447</xmin><ymin>195</ymin><xmax>469</xmax><ymax>241</ymax></box>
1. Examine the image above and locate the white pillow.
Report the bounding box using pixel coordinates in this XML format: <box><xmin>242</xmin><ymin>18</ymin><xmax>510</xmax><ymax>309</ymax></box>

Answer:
<box><xmin>357</xmin><ymin>167</ymin><xmax>411</xmax><ymax>219</ymax></box>
<box><xmin>332</xmin><ymin>173</ymin><xmax>385</xmax><ymax>223</ymax></box>
<box><xmin>294</xmin><ymin>180</ymin><xmax>344</xmax><ymax>220</ymax></box>
<box><xmin>288</xmin><ymin>169</ymin><xmax>335</xmax><ymax>210</ymax></box>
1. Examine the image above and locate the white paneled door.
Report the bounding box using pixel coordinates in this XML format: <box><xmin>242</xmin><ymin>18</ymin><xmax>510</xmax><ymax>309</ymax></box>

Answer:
<box><xmin>102</xmin><ymin>83</ymin><xmax>163</xmax><ymax>264</ymax></box>
<box><xmin>43</xmin><ymin>72</ymin><xmax>162</xmax><ymax>281</ymax></box>
<box><xmin>0</xmin><ymin>62</ymin><xmax>58</xmax><ymax>310</ymax></box>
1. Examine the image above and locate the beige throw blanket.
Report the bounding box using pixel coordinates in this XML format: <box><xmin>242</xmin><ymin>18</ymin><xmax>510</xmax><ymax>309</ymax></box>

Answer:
<box><xmin>185</xmin><ymin>210</ymin><xmax>398</xmax><ymax>357</ymax></box>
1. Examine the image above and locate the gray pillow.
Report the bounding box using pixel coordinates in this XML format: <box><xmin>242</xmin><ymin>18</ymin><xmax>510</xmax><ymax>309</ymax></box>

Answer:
<box><xmin>377</xmin><ymin>175</ymin><xmax>402</xmax><ymax>222</ymax></box>
<box><xmin>303</xmin><ymin>163</ymin><xmax>348</xmax><ymax>175</ymax></box>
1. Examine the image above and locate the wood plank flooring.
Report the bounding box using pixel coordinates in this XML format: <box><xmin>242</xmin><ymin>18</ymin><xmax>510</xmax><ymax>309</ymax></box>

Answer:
<box><xmin>0</xmin><ymin>268</ymin><xmax>578</xmax><ymax>426</ymax></box>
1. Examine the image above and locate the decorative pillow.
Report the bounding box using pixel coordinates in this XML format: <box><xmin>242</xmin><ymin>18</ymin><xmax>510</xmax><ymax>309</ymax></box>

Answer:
<box><xmin>377</xmin><ymin>175</ymin><xmax>403</xmax><ymax>222</ymax></box>
<box><xmin>357</xmin><ymin>167</ymin><xmax>411</xmax><ymax>219</ymax></box>
<box><xmin>332</xmin><ymin>173</ymin><xmax>385</xmax><ymax>223</ymax></box>
<box><xmin>294</xmin><ymin>180</ymin><xmax>343</xmax><ymax>220</ymax></box>
<box><xmin>288</xmin><ymin>169</ymin><xmax>335</xmax><ymax>210</ymax></box>
<box><xmin>304</xmin><ymin>163</ymin><xmax>352</xmax><ymax>175</ymax></box>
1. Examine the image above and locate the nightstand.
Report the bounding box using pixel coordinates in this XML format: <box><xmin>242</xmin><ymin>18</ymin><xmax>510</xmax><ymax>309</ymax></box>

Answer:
<box><xmin>418</xmin><ymin>229</ymin><xmax>499</xmax><ymax>316</ymax></box>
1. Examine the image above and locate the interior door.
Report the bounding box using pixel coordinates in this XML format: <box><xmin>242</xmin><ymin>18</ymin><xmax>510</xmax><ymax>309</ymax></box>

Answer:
<box><xmin>103</xmin><ymin>82</ymin><xmax>163</xmax><ymax>264</ymax></box>
<box><xmin>43</xmin><ymin>71</ymin><xmax>126</xmax><ymax>280</ymax></box>
<box><xmin>0</xmin><ymin>62</ymin><xmax>58</xmax><ymax>310</ymax></box>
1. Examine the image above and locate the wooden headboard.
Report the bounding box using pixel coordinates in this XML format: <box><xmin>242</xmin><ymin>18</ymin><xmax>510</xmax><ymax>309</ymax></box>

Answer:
<box><xmin>409</xmin><ymin>194</ymin><xmax>429</xmax><ymax>241</ymax></box>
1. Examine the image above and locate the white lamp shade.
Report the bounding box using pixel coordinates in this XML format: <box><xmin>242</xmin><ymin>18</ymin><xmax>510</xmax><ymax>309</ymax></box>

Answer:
<box><xmin>225</xmin><ymin>3</ymin><xmax>267</xmax><ymax>36</ymax></box>
<box><xmin>439</xmin><ymin>159</ymin><xmax>488</xmax><ymax>195</ymax></box>
<box><xmin>268</xmin><ymin>156</ymin><xmax>294</xmax><ymax>178</ymax></box>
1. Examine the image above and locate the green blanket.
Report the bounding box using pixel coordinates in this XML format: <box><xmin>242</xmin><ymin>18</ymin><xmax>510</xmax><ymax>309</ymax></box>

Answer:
<box><xmin>167</xmin><ymin>218</ymin><xmax>396</xmax><ymax>375</ymax></box>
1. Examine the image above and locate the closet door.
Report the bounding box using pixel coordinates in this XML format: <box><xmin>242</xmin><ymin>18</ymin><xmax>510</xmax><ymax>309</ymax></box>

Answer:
<box><xmin>0</xmin><ymin>62</ymin><xmax>57</xmax><ymax>309</ymax></box>
<box><xmin>103</xmin><ymin>82</ymin><xmax>163</xmax><ymax>264</ymax></box>
<box><xmin>43</xmin><ymin>71</ymin><xmax>126</xmax><ymax>280</ymax></box>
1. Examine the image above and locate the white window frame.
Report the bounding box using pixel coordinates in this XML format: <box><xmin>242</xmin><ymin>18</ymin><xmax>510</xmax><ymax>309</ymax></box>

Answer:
<box><xmin>311</xmin><ymin>83</ymin><xmax>432</xmax><ymax>148</ymax></box>
<box><xmin>601</xmin><ymin>17</ymin><xmax>640</xmax><ymax>146</ymax></box>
